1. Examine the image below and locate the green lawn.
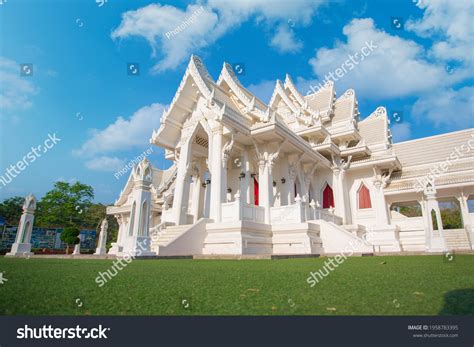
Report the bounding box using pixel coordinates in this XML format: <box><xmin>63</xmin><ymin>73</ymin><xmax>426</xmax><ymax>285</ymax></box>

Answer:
<box><xmin>0</xmin><ymin>255</ymin><xmax>473</xmax><ymax>315</ymax></box>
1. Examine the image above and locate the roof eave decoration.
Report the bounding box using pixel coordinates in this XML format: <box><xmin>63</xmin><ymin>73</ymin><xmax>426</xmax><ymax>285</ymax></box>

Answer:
<box><xmin>269</xmin><ymin>79</ymin><xmax>300</xmax><ymax>115</ymax></box>
<box><xmin>114</xmin><ymin>167</ymin><xmax>135</xmax><ymax>205</ymax></box>
<box><xmin>217</xmin><ymin>62</ymin><xmax>268</xmax><ymax>121</ymax></box>
<box><xmin>284</xmin><ymin>74</ymin><xmax>320</xmax><ymax>119</ymax></box>
<box><xmin>365</xmin><ymin>106</ymin><xmax>392</xmax><ymax>147</ymax></box>
<box><xmin>150</xmin><ymin>55</ymin><xmax>214</xmax><ymax>149</ymax></box>
<box><xmin>304</xmin><ymin>80</ymin><xmax>336</xmax><ymax>122</ymax></box>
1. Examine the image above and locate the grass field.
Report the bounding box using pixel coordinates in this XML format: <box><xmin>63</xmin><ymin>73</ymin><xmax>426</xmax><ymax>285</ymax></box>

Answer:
<box><xmin>0</xmin><ymin>255</ymin><xmax>473</xmax><ymax>315</ymax></box>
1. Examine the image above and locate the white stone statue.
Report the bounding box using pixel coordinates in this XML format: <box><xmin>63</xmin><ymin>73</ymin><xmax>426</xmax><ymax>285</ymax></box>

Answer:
<box><xmin>94</xmin><ymin>218</ymin><xmax>108</xmax><ymax>255</ymax></box>
<box><xmin>73</xmin><ymin>242</ymin><xmax>81</xmax><ymax>255</ymax></box>
<box><xmin>6</xmin><ymin>194</ymin><xmax>36</xmax><ymax>257</ymax></box>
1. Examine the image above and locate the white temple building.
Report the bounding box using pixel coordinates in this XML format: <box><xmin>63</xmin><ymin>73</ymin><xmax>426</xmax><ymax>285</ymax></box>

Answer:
<box><xmin>107</xmin><ymin>55</ymin><xmax>474</xmax><ymax>257</ymax></box>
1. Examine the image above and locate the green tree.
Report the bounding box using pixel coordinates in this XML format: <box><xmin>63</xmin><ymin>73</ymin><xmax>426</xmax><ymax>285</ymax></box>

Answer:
<box><xmin>0</xmin><ymin>196</ymin><xmax>24</xmax><ymax>225</ymax></box>
<box><xmin>60</xmin><ymin>226</ymin><xmax>80</xmax><ymax>254</ymax></box>
<box><xmin>36</xmin><ymin>182</ymin><xmax>94</xmax><ymax>228</ymax></box>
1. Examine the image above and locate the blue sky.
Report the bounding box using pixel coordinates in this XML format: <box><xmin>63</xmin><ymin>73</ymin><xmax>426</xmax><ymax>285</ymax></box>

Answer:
<box><xmin>0</xmin><ymin>0</ymin><xmax>473</xmax><ymax>203</ymax></box>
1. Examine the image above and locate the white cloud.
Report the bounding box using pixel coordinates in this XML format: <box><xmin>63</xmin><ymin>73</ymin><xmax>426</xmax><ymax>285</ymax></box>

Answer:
<box><xmin>112</xmin><ymin>4</ymin><xmax>219</xmax><ymax>73</ymax></box>
<box><xmin>308</xmin><ymin>18</ymin><xmax>450</xmax><ymax>99</ymax></box>
<box><xmin>0</xmin><ymin>57</ymin><xmax>38</xmax><ymax>112</ymax></box>
<box><xmin>74</xmin><ymin>102</ymin><xmax>165</xmax><ymax>156</ymax></box>
<box><xmin>270</xmin><ymin>24</ymin><xmax>302</xmax><ymax>53</ymax></box>
<box><xmin>112</xmin><ymin>1</ymin><xmax>327</xmax><ymax>73</ymax></box>
<box><xmin>411</xmin><ymin>86</ymin><xmax>474</xmax><ymax>129</ymax></box>
<box><xmin>390</xmin><ymin>123</ymin><xmax>412</xmax><ymax>142</ymax></box>
<box><xmin>406</xmin><ymin>0</ymin><xmax>473</xmax><ymax>80</ymax></box>
<box><xmin>85</xmin><ymin>156</ymin><xmax>126</xmax><ymax>172</ymax></box>
<box><xmin>247</xmin><ymin>79</ymin><xmax>275</xmax><ymax>104</ymax></box>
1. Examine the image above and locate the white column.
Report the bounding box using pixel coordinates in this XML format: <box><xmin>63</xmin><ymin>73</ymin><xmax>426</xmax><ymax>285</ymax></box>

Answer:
<box><xmin>279</xmin><ymin>155</ymin><xmax>290</xmax><ymax>206</ymax></box>
<box><xmin>210</xmin><ymin>126</ymin><xmax>223</xmax><ymax>222</ymax></box>
<box><xmin>288</xmin><ymin>165</ymin><xmax>297</xmax><ymax>205</ymax></box>
<box><xmin>241</xmin><ymin>149</ymin><xmax>251</xmax><ymax>204</ymax></box>
<box><xmin>333</xmin><ymin>168</ymin><xmax>351</xmax><ymax>224</ymax></box>
<box><xmin>191</xmin><ymin>173</ymin><xmax>202</xmax><ymax>223</ymax></box>
<box><xmin>95</xmin><ymin>219</ymin><xmax>108</xmax><ymax>255</ymax></box>
<box><xmin>258</xmin><ymin>158</ymin><xmax>273</xmax><ymax>224</ymax></box>
<box><xmin>366</xmin><ymin>170</ymin><xmax>400</xmax><ymax>252</ymax></box>
<box><xmin>108</xmin><ymin>215</ymin><xmax>124</xmax><ymax>255</ymax></box>
<box><xmin>423</xmin><ymin>184</ymin><xmax>447</xmax><ymax>252</ymax></box>
<box><xmin>459</xmin><ymin>194</ymin><xmax>474</xmax><ymax>249</ymax></box>
<box><xmin>458</xmin><ymin>194</ymin><xmax>472</xmax><ymax>231</ymax></box>
<box><xmin>372</xmin><ymin>180</ymin><xmax>390</xmax><ymax>226</ymax></box>
<box><xmin>222</xmin><ymin>158</ymin><xmax>229</xmax><ymax>203</ymax></box>
<box><xmin>172</xmin><ymin>139</ymin><xmax>192</xmax><ymax>225</ymax></box>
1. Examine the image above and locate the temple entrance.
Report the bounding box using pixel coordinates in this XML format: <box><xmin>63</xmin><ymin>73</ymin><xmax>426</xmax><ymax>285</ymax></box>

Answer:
<box><xmin>323</xmin><ymin>183</ymin><xmax>334</xmax><ymax>208</ymax></box>
<box><xmin>187</xmin><ymin>126</ymin><xmax>210</xmax><ymax>223</ymax></box>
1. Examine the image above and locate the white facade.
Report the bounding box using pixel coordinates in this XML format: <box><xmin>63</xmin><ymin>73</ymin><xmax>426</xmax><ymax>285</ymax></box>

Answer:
<box><xmin>107</xmin><ymin>55</ymin><xmax>474</xmax><ymax>256</ymax></box>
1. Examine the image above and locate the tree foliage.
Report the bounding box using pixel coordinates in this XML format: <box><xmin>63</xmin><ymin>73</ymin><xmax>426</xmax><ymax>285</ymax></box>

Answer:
<box><xmin>60</xmin><ymin>226</ymin><xmax>80</xmax><ymax>254</ymax></box>
<box><xmin>35</xmin><ymin>182</ymin><xmax>94</xmax><ymax>228</ymax></box>
<box><xmin>0</xmin><ymin>181</ymin><xmax>119</xmax><ymax>247</ymax></box>
<box><xmin>0</xmin><ymin>196</ymin><xmax>24</xmax><ymax>225</ymax></box>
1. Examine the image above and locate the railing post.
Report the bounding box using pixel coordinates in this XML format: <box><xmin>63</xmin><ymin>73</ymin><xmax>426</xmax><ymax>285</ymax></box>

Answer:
<box><xmin>295</xmin><ymin>194</ymin><xmax>304</xmax><ymax>223</ymax></box>
<box><xmin>328</xmin><ymin>206</ymin><xmax>335</xmax><ymax>223</ymax></box>
<box><xmin>309</xmin><ymin>199</ymin><xmax>316</xmax><ymax>220</ymax></box>
<box><xmin>235</xmin><ymin>193</ymin><xmax>242</xmax><ymax>221</ymax></box>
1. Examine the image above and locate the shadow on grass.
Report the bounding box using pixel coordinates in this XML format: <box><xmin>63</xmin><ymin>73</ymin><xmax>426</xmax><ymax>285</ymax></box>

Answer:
<box><xmin>439</xmin><ymin>289</ymin><xmax>474</xmax><ymax>315</ymax></box>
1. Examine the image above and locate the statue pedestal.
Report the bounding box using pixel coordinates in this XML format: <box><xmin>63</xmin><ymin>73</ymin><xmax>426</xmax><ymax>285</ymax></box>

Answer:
<box><xmin>72</xmin><ymin>244</ymin><xmax>81</xmax><ymax>255</ymax></box>
<box><xmin>94</xmin><ymin>247</ymin><xmax>107</xmax><ymax>255</ymax></box>
<box><xmin>6</xmin><ymin>243</ymin><xmax>33</xmax><ymax>257</ymax></box>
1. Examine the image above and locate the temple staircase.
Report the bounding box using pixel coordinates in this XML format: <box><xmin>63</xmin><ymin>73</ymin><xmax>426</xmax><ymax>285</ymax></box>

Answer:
<box><xmin>152</xmin><ymin>218</ymin><xmax>211</xmax><ymax>256</ymax></box>
<box><xmin>443</xmin><ymin>229</ymin><xmax>472</xmax><ymax>251</ymax></box>
<box><xmin>314</xmin><ymin>220</ymin><xmax>374</xmax><ymax>254</ymax></box>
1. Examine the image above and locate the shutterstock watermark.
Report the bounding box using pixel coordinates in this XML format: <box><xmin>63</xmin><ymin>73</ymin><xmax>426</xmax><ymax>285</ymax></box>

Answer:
<box><xmin>306</xmin><ymin>40</ymin><xmax>378</xmax><ymax>98</ymax></box>
<box><xmin>17</xmin><ymin>324</ymin><xmax>109</xmax><ymax>339</ymax></box>
<box><xmin>95</xmin><ymin>226</ymin><xmax>165</xmax><ymax>287</ymax></box>
<box><xmin>165</xmin><ymin>6</ymin><xmax>204</xmax><ymax>39</ymax></box>
<box><xmin>0</xmin><ymin>133</ymin><xmax>61</xmax><ymax>189</ymax></box>
<box><xmin>114</xmin><ymin>147</ymin><xmax>154</xmax><ymax>180</ymax></box>
<box><xmin>95</xmin><ymin>238</ymin><xmax>152</xmax><ymax>287</ymax></box>
<box><xmin>306</xmin><ymin>230</ymin><xmax>375</xmax><ymax>287</ymax></box>
<box><xmin>414</xmin><ymin>133</ymin><xmax>474</xmax><ymax>192</ymax></box>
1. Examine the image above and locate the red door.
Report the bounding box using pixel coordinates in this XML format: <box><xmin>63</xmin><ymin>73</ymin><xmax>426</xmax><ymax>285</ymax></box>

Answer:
<box><xmin>253</xmin><ymin>177</ymin><xmax>259</xmax><ymax>205</ymax></box>
<box><xmin>323</xmin><ymin>185</ymin><xmax>334</xmax><ymax>208</ymax></box>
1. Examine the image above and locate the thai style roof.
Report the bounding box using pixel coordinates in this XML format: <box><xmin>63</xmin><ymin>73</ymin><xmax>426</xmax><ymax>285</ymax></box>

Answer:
<box><xmin>392</xmin><ymin>128</ymin><xmax>474</xmax><ymax>168</ymax></box>
<box><xmin>384</xmin><ymin>129</ymin><xmax>474</xmax><ymax>192</ymax></box>
<box><xmin>150</xmin><ymin>55</ymin><xmax>396</xmax><ymax>163</ymax></box>
<box><xmin>147</xmin><ymin>55</ymin><xmax>472</xmax><ymax>192</ymax></box>
<box><xmin>110</xmin><ymin>163</ymin><xmax>177</xmax><ymax>208</ymax></box>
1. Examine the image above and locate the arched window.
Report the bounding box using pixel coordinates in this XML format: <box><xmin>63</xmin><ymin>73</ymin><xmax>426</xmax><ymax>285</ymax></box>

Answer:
<box><xmin>139</xmin><ymin>201</ymin><xmax>149</xmax><ymax>236</ymax></box>
<box><xmin>323</xmin><ymin>184</ymin><xmax>334</xmax><ymax>208</ymax></box>
<box><xmin>358</xmin><ymin>184</ymin><xmax>372</xmax><ymax>209</ymax></box>
<box><xmin>128</xmin><ymin>202</ymin><xmax>136</xmax><ymax>236</ymax></box>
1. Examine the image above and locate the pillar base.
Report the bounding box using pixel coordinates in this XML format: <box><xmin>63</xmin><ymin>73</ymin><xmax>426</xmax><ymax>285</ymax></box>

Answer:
<box><xmin>468</xmin><ymin>231</ymin><xmax>474</xmax><ymax>250</ymax></box>
<box><xmin>72</xmin><ymin>244</ymin><xmax>81</xmax><ymax>255</ymax></box>
<box><xmin>123</xmin><ymin>236</ymin><xmax>155</xmax><ymax>256</ymax></box>
<box><xmin>366</xmin><ymin>225</ymin><xmax>401</xmax><ymax>252</ymax></box>
<box><xmin>107</xmin><ymin>242</ymin><xmax>122</xmax><ymax>255</ymax></box>
<box><xmin>425</xmin><ymin>236</ymin><xmax>448</xmax><ymax>252</ymax></box>
<box><xmin>94</xmin><ymin>247</ymin><xmax>107</xmax><ymax>255</ymax></box>
<box><xmin>6</xmin><ymin>243</ymin><xmax>33</xmax><ymax>257</ymax></box>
